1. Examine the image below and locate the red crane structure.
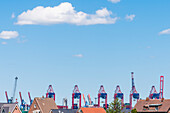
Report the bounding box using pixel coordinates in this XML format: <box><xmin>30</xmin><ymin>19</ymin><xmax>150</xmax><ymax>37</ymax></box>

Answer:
<box><xmin>46</xmin><ymin>85</ymin><xmax>55</xmax><ymax>101</ymax></box>
<box><xmin>5</xmin><ymin>91</ymin><xmax>9</xmax><ymax>103</ymax></box>
<box><xmin>114</xmin><ymin>85</ymin><xmax>124</xmax><ymax>104</ymax></box>
<box><xmin>98</xmin><ymin>85</ymin><xmax>108</xmax><ymax>109</ymax></box>
<box><xmin>149</xmin><ymin>86</ymin><xmax>160</xmax><ymax>99</ymax></box>
<box><xmin>72</xmin><ymin>85</ymin><xmax>81</xmax><ymax>109</ymax></box>
<box><xmin>129</xmin><ymin>72</ymin><xmax>139</xmax><ymax>110</ymax></box>
<box><xmin>159</xmin><ymin>76</ymin><xmax>164</xmax><ymax>99</ymax></box>
<box><xmin>28</xmin><ymin>92</ymin><xmax>33</xmax><ymax>106</ymax></box>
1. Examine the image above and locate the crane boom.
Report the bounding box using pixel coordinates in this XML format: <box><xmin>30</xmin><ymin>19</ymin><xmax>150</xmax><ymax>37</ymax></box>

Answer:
<box><xmin>12</xmin><ymin>77</ymin><xmax>18</xmax><ymax>102</ymax></box>
<box><xmin>83</xmin><ymin>94</ymin><xmax>86</xmax><ymax>105</ymax></box>
<box><xmin>5</xmin><ymin>91</ymin><xmax>9</xmax><ymax>103</ymax></box>
<box><xmin>28</xmin><ymin>92</ymin><xmax>33</xmax><ymax>105</ymax></box>
<box><xmin>87</xmin><ymin>94</ymin><xmax>92</xmax><ymax>105</ymax></box>
<box><xmin>19</xmin><ymin>92</ymin><xmax>23</xmax><ymax>104</ymax></box>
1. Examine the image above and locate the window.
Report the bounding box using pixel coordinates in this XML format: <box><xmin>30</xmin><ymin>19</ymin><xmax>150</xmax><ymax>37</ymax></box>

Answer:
<box><xmin>34</xmin><ymin>104</ymin><xmax>36</xmax><ymax>108</ymax></box>
<box><xmin>2</xmin><ymin>109</ymin><xmax>5</xmax><ymax>113</ymax></box>
<box><xmin>33</xmin><ymin>110</ymin><xmax>40</xmax><ymax>113</ymax></box>
<box><xmin>155</xmin><ymin>107</ymin><xmax>158</xmax><ymax>111</ymax></box>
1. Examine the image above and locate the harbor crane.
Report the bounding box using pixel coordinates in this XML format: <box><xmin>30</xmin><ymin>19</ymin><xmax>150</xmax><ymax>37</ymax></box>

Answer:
<box><xmin>159</xmin><ymin>76</ymin><xmax>164</xmax><ymax>99</ymax></box>
<box><xmin>87</xmin><ymin>94</ymin><xmax>92</xmax><ymax>105</ymax></box>
<box><xmin>83</xmin><ymin>94</ymin><xmax>88</xmax><ymax>107</ymax></box>
<box><xmin>5</xmin><ymin>77</ymin><xmax>18</xmax><ymax>103</ymax></box>
<box><xmin>98</xmin><ymin>85</ymin><xmax>108</xmax><ymax>108</ymax></box>
<box><xmin>72</xmin><ymin>85</ymin><xmax>81</xmax><ymax>109</ymax></box>
<box><xmin>28</xmin><ymin>92</ymin><xmax>33</xmax><ymax>106</ymax></box>
<box><xmin>114</xmin><ymin>85</ymin><xmax>124</xmax><ymax>104</ymax></box>
<box><xmin>149</xmin><ymin>86</ymin><xmax>160</xmax><ymax>99</ymax></box>
<box><xmin>149</xmin><ymin>76</ymin><xmax>164</xmax><ymax>99</ymax></box>
<box><xmin>46</xmin><ymin>85</ymin><xmax>55</xmax><ymax>101</ymax></box>
<box><xmin>129</xmin><ymin>72</ymin><xmax>139</xmax><ymax>110</ymax></box>
<box><xmin>19</xmin><ymin>92</ymin><xmax>29</xmax><ymax>111</ymax></box>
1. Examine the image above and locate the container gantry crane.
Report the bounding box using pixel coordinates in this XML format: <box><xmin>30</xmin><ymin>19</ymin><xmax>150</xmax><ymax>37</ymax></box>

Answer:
<box><xmin>28</xmin><ymin>92</ymin><xmax>33</xmax><ymax>106</ymax></box>
<box><xmin>130</xmin><ymin>72</ymin><xmax>139</xmax><ymax>110</ymax></box>
<box><xmin>46</xmin><ymin>85</ymin><xmax>55</xmax><ymax>101</ymax></box>
<box><xmin>72</xmin><ymin>85</ymin><xmax>81</xmax><ymax>109</ymax></box>
<box><xmin>87</xmin><ymin>94</ymin><xmax>92</xmax><ymax>105</ymax></box>
<box><xmin>19</xmin><ymin>92</ymin><xmax>29</xmax><ymax>111</ymax></box>
<box><xmin>149</xmin><ymin>86</ymin><xmax>160</xmax><ymax>99</ymax></box>
<box><xmin>114</xmin><ymin>85</ymin><xmax>124</xmax><ymax>104</ymax></box>
<box><xmin>98</xmin><ymin>85</ymin><xmax>108</xmax><ymax>109</ymax></box>
<box><xmin>5</xmin><ymin>77</ymin><xmax>18</xmax><ymax>103</ymax></box>
<box><xmin>83</xmin><ymin>94</ymin><xmax>88</xmax><ymax>107</ymax></box>
<box><xmin>159</xmin><ymin>76</ymin><xmax>164</xmax><ymax>99</ymax></box>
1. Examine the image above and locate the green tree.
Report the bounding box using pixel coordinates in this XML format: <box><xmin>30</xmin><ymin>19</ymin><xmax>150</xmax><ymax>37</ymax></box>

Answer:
<box><xmin>106</xmin><ymin>98</ymin><xmax>123</xmax><ymax>113</ymax></box>
<box><xmin>131</xmin><ymin>108</ymin><xmax>137</xmax><ymax>113</ymax></box>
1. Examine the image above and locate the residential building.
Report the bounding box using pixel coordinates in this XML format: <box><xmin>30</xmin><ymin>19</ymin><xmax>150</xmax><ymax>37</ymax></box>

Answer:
<box><xmin>28</xmin><ymin>97</ymin><xmax>58</xmax><ymax>113</ymax></box>
<box><xmin>134</xmin><ymin>98</ymin><xmax>170</xmax><ymax>113</ymax></box>
<box><xmin>0</xmin><ymin>103</ymin><xmax>22</xmax><ymax>113</ymax></box>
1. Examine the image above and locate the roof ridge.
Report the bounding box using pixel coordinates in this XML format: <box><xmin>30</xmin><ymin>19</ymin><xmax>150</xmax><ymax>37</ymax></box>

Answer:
<box><xmin>36</xmin><ymin>98</ymin><xmax>43</xmax><ymax>113</ymax></box>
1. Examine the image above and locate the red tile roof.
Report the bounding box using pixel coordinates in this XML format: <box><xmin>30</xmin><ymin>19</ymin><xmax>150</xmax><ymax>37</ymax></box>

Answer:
<box><xmin>35</xmin><ymin>97</ymin><xmax>58</xmax><ymax>113</ymax></box>
<box><xmin>134</xmin><ymin>99</ymin><xmax>170</xmax><ymax>112</ymax></box>
<box><xmin>78</xmin><ymin>108</ymin><xmax>106</xmax><ymax>113</ymax></box>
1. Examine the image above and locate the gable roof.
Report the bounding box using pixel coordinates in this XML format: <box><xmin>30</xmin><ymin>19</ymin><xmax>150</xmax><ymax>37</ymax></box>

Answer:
<box><xmin>0</xmin><ymin>103</ymin><xmax>21</xmax><ymax>113</ymax></box>
<box><xmin>35</xmin><ymin>97</ymin><xmax>58</xmax><ymax>113</ymax></box>
<box><xmin>134</xmin><ymin>99</ymin><xmax>170</xmax><ymax>112</ymax></box>
<box><xmin>78</xmin><ymin>108</ymin><xmax>106</xmax><ymax>113</ymax></box>
<box><xmin>50</xmin><ymin>109</ymin><xmax>77</xmax><ymax>113</ymax></box>
<box><xmin>0</xmin><ymin>107</ymin><xmax>9</xmax><ymax>113</ymax></box>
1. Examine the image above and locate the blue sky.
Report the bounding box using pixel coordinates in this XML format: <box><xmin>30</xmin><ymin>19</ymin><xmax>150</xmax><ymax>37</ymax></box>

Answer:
<box><xmin>0</xmin><ymin>0</ymin><xmax>170</xmax><ymax>108</ymax></box>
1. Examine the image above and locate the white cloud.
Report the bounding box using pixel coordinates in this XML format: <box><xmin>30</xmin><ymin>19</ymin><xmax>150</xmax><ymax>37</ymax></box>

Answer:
<box><xmin>159</xmin><ymin>29</ymin><xmax>170</xmax><ymax>35</ymax></box>
<box><xmin>147</xmin><ymin>46</ymin><xmax>151</xmax><ymax>49</ymax></box>
<box><xmin>1</xmin><ymin>42</ymin><xmax>7</xmax><ymax>45</ymax></box>
<box><xmin>108</xmin><ymin>0</ymin><xmax>120</xmax><ymax>3</ymax></box>
<box><xmin>0</xmin><ymin>31</ymin><xmax>19</xmax><ymax>39</ymax></box>
<box><xmin>125</xmin><ymin>14</ymin><xmax>135</xmax><ymax>21</ymax></box>
<box><xmin>73</xmin><ymin>54</ymin><xmax>83</xmax><ymax>58</ymax></box>
<box><xmin>11</xmin><ymin>13</ymin><xmax>15</xmax><ymax>18</ymax></box>
<box><xmin>17</xmin><ymin>36</ymin><xmax>27</xmax><ymax>43</ymax></box>
<box><xmin>15</xmin><ymin>2</ymin><xmax>118</xmax><ymax>25</ymax></box>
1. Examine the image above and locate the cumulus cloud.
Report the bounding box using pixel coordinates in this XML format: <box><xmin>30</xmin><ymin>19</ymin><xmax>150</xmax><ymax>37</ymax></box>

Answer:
<box><xmin>108</xmin><ymin>0</ymin><xmax>120</xmax><ymax>3</ymax></box>
<box><xmin>73</xmin><ymin>54</ymin><xmax>83</xmax><ymax>58</ymax></box>
<box><xmin>15</xmin><ymin>2</ymin><xmax>118</xmax><ymax>25</ymax></box>
<box><xmin>0</xmin><ymin>31</ymin><xmax>19</xmax><ymax>39</ymax></box>
<box><xmin>125</xmin><ymin>14</ymin><xmax>135</xmax><ymax>21</ymax></box>
<box><xmin>11</xmin><ymin>13</ymin><xmax>15</xmax><ymax>18</ymax></box>
<box><xmin>159</xmin><ymin>29</ymin><xmax>170</xmax><ymax>35</ymax></box>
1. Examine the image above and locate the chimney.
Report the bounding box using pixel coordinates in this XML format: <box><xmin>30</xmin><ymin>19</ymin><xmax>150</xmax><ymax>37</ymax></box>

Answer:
<box><xmin>146</xmin><ymin>97</ymin><xmax>149</xmax><ymax>101</ymax></box>
<box><xmin>161</xmin><ymin>98</ymin><xmax>164</xmax><ymax>102</ymax></box>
